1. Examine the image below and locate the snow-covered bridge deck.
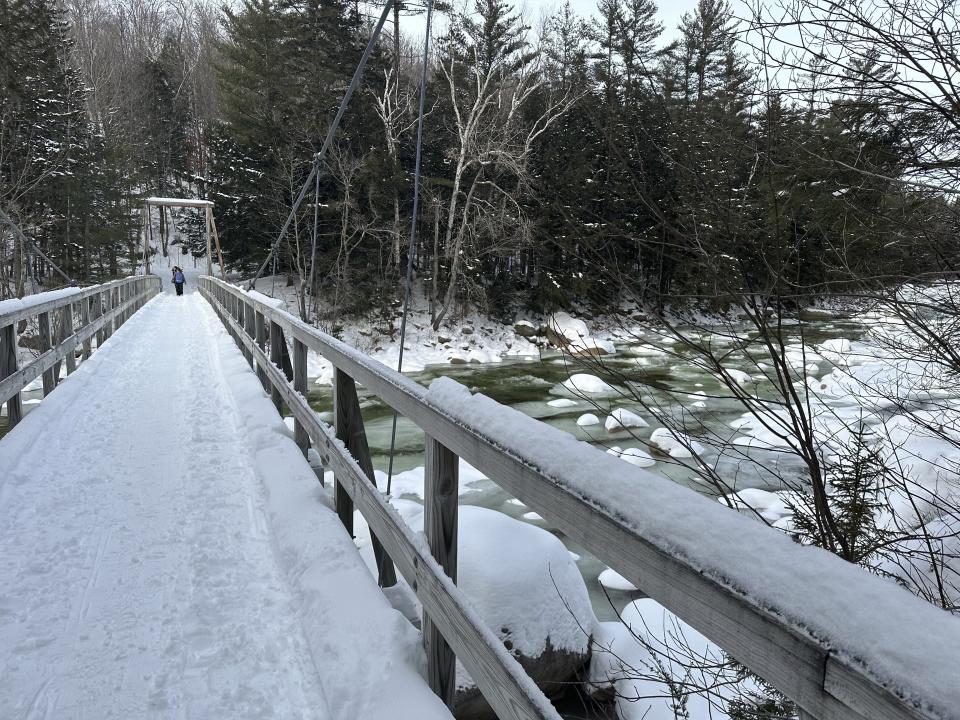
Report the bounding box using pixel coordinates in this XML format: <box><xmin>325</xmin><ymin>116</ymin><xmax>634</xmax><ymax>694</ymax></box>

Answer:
<box><xmin>0</xmin><ymin>284</ymin><xmax>451</xmax><ymax>719</ymax></box>
<box><xmin>4</xmin><ymin>275</ymin><xmax>960</xmax><ymax>720</ymax></box>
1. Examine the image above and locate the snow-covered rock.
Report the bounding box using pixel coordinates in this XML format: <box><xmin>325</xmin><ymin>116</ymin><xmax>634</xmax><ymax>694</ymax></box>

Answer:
<box><xmin>513</xmin><ymin>320</ymin><xmax>538</xmax><ymax>338</ymax></box>
<box><xmin>598</xmin><ymin>568</ymin><xmax>638</xmax><ymax>592</ymax></box>
<box><xmin>721</xmin><ymin>367</ymin><xmax>755</xmax><ymax>385</ymax></box>
<box><xmin>546</xmin><ymin>312</ymin><xmax>589</xmax><ymax>347</ymax></box>
<box><xmin>648</xmin><ymin>428</ymin><xmax>705</xmax><ymax>458</ymax></box>
<box><xmin>547</xmin><ymin>398</ymin><xmax>578</xmax><ymax>408</ymax></box>
<box><xmin>605</xmin><ymin>407</ymin><xmax>649</xmax><ymax>432</ymax></box>
<box><xmin>608</xmin><ymin>446</ymin><xmax>656</xmax><ymax>468</ymax></box>
<box><xmin>452</xmin><ymin>507</ymin><xmax>596</xmax><ymax>718</ymax></box>
<box><xmin>588</xmin><ymin>599</ymin><xmax>735</xmax><ymax>718</ymax></box>
<box><xmin>559</xmin><ymin>373</ymin><xmax>618</xmax><ymax>397</ymax></box>
<box><xmin>569</xmin><ymin>337</ymin><xmax>615</xmax><ymax>357</ymax></box>
<box><xmin>577</xmin><ymin>413</ymin><xmax>601</xmax><ymax>427</ymax></box>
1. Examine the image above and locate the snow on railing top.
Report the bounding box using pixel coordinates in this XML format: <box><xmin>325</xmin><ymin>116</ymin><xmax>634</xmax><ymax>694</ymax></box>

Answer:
<box><xmin>0</xmin><ymin>286</ymin><xmax>84</xmax><ymax>319</ymax></box>
<box><xmin>0</xmin><ymin>276</ymin><xmax>157</xmax><ymax>327</ymax></box>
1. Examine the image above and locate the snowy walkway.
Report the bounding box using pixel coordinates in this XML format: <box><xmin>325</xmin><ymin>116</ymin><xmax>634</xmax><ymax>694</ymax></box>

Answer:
<box><xmin>0</xmin><ymin>281</ymin><xmax>450</xmax><ymax>719</ymax></box>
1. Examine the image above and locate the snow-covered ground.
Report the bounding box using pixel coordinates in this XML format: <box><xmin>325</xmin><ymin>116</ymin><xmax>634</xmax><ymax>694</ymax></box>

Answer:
<box><xmin>0</xmin><ymin>285</ymin><xmax>450</xmax><ymax>719</ymax></box>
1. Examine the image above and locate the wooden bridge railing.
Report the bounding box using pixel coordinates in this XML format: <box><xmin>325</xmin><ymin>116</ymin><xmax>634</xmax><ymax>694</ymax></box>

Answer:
<box><xmin>199</xmin><ymin>275</ymin><xmax>960</xmax><ymax>720</ymax></box>
<box><xmin>1</xmin><ymin>276</ymin><xmax>161</xmax><ymax>430</ymax></box>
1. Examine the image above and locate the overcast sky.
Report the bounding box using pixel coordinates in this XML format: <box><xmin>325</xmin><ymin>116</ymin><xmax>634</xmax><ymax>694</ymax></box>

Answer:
<box><xmin>401</xmin><ymin>0</ymin><xmax>703</xmax><ymax>45</ymax></box>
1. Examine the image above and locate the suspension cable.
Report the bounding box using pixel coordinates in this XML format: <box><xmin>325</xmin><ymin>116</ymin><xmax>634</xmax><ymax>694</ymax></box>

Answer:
<box><xmin>307</xmin><ymin>157</ymin><xmax>322</xmax><ymax>317</ymax></box>
<box><xmin>386</xmin><ymin>0</ymin><xmax>435</xmax><ymax>496</ymax></box>
<box><xmin>247</xmin><ymin>0</ymin><xmax>396</xmax><ymax>291</ymax></box>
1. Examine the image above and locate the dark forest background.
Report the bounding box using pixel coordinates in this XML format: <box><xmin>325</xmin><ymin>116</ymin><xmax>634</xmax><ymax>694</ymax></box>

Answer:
<box><xmin>2</xmin><ymin>0</ymin><xmax>958</xmax><ymax>327</ymax></box>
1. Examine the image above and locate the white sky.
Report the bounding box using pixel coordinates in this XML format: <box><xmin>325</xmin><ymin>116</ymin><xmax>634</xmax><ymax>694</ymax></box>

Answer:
<box><xmin>400</xmin><ymin>0</ymin><xmax>702</xmax><ymax>44</ymax></box>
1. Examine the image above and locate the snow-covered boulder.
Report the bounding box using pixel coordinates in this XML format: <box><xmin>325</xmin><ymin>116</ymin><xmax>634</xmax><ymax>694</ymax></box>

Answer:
<box><xmin>513</xmin><ymin>320</ymin><xmax>539</xmax><ymax>338</ymax></box>
<box><xmin>605</xmin><ymin>408</ymin><xmax>649</xmax><ymax>432</ymax></box>
<box><xmin>453</xmin><ymin>507</ymin><xmax>596</xmax><ymax>718</ymax></box>
<box><xmin>589</xmin><ymin>599</ymin><xmax>739</xmax><ymax>718</ymax></box>
<box><xmin>818</xmin><ymin>338</ymin><xmax>853</xmax><ymax>365</ymax></box>
<box><xmin>569</xmin><ymin>338</ymin><xmax>615</xmax><ymax>358</ymax></box>
<box><xmin>718</xmin><ymin>488</ymin><xmax>794</xmax><ymax>522</ymax></box>
<box><xmin>721</xmin><ymin>367</ymin><xmax>755</xmax><ymax>385</ymax></box>
<box><xmin>559</xmin><ymin>373</ymin><xmax>618</xmax><ymax>397</ymax></box>
<box><xmin>546</xmin><ymin>312</ymin><xmax>589</xmax><ymax>347</ymax></box>
<box><xmin>577</xmin><ymin>413</ymin><xmax>601</xmax><ymax>427</ymax></box>
<box><xmin>648</xmin><ymin>428</ymin><xmax>705</xmax><ymax>458</ymax></box>
<box><xmin>547</xmin><ymin>398</ymin><xmax>578</xmax><ymax>408</ymax></box>
<box><xmin>607</xmin><ymin>446</ymin><xmax>656</xmax><ymax>468</ymax></box>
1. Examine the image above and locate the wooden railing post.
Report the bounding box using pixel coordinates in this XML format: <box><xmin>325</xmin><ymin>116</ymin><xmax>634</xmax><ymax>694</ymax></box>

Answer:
<box><xmin>334</xmin><ymin>368</ymin><xmax>397</xmax><ymax>587</ymax></box>
<box><xmin>81</xmin><ymin>298</ymin><xmax>92</xmax><ymax>360</ymax></box>
<box><xmin>424</xmin><ymin>436</ymin><xmax>459</xmax><ymax>708</ymax></box>
<box><xmin>94</xmin><ymin>290</ymin><xmax>105</xmax><ymax>346</ymax></box>
<box><xmin>61</xmin><ymin>304</ymin><xmax>76</xmax><ymax>375</ymax></box>
<box><xmin>269</xmin><ymin>321</ymin><xmax>284</xmax><ymax>412</ymax></box>
<box><xmin>293</xmin><ymin>337</ymin><xmax>309</xmax><ymax>457</ymax></box>
<box><xmin>38</xmin><ymin>311</ymin><xmax>55</xmax><ymax>395</ymax></box>
<box><xmin>255</xmin><ymin>311</ymin><xmax>268</xmax><ymax>392</ymax></box>
<box><xmin>1</xmin><ymin>323</ymin><xmax>22</xmax><ymax>427</ymax></box>
<box><xmin>241</xmin><ymin>301</ymin><xmax>254</xmax><ymax>367</ymax></box>
<box><xmin>102</xmin><ymin>287</ymin><xmax>113</xmax><ymax>340</ymax></box>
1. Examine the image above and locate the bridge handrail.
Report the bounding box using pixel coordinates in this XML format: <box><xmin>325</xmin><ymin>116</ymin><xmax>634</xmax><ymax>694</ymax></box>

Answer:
<box><xmin>200</xmin><ymin>276</ymin><xmax>960</xmax><ymax>720</ymax></box>
<box><xmin>1</xmin><ymin>276</ymin><xmax>162</xmax><ymax>428</ymax></box>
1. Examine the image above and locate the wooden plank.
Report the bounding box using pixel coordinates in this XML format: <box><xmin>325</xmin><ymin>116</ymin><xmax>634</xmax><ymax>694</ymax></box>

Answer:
<box><xmin>203</xmin><ymin>277</ymin><xmax>941</xmax><ymax>720</ymax></box>
<box><xmin>333</xmin><ymin>368</ymin><xmax>398</xmax><ymax>588</ymax></box>
<box><xmin>293</xmin><ymin>337</ymin><xmax>310</xmax><ymax>457</ymax></box>
<box><xmin>38</xmin><ymin>312</ymin><xmax>55</xmax><ymax>395</ymax></box>
<box><xmin>62</xmin><ymin>304</ymin><xmax>76</xmax><ymax>375</ymax></box>
<box><xmin>195</xmin><ymin>292</ymin><xmax>557</xmax><ymax>720</ymax></box>
<box><xmin>424</xmin><ymin>436</ymin><xmax>459</xmax><ymax>708</ymax></box>
<box><xmin>1</xmin><ymin>323</ymin><xmax>23</xmax><ymax>428</ymax></box>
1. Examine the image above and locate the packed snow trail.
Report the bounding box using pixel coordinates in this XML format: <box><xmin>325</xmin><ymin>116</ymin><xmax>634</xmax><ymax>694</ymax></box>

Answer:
<box><xmin>0</xmin><ymin>280</ymin><xmax>451</xmax><ymax>720</ymax></box>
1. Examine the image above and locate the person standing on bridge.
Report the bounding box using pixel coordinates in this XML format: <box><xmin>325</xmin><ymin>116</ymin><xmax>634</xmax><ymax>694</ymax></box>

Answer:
<box><xmin>172</xmin><ymin>267</ymin><xmax>185</xmax><ymax>296</ymax></box>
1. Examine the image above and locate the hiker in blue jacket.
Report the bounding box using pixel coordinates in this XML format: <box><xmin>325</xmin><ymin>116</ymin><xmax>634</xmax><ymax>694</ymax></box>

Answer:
<box><xmin>172</xmin><ymin>267</ymin><xmax>185</xmax><ymax>296</ymax></box>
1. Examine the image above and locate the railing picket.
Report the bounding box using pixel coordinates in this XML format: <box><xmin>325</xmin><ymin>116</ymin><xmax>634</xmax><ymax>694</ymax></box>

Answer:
<box><xmin>241</xmin><ymin>301</ymin><xmax>254</xmax><ymax>366</ymax></box>
<box><xmin>293</xmin><ymin>337</ymin><xmax>309</xmax><ymax>457</ymax></box>
<box><xmin>255</xmin><ymin>311</ymin><xmax>268</xmax><ymax>391</ymax></box>
<box><xmin>424</xmin><ymin>435</ymin><xmax>459</xmax><ymax>708</ymax></box>
<box><xmin>81</xmin><ymin>298</ymin><xmax>92</xmax><ymax>360</ymax></box>
<box><xmin>1</xmin><ymin>323</ymin><xmax>23</xmax><ymax>427</ymax></box>
<box><xmin>62</xmin><ymin>304</ymin><xmax>76</xmax><ymax>375</ymax></box>
<box><xmin>269</xmin><ymin>321</ymin><xmax>284</xmax><ymax>412</ymax></box>
<box><xmin>94</xmin><ymin>290</ymin><xmax>105</xmax><ymax>346</ymax></box>
<box><xmin>334</xmin><ymin>368</ymin><xmax>397</xmax><ymax>588</ymax></box>
<box><xmin>38</xmin><ymin>312</ymin><xmax>56</xmax><ymax>395</ymax></box>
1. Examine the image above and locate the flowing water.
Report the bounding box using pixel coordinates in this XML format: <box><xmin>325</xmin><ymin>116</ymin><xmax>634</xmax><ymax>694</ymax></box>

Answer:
<box><xmin>304</xmin><ymin>312</ymin><xmax>866</xmax><ymax>621</ymax></box>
